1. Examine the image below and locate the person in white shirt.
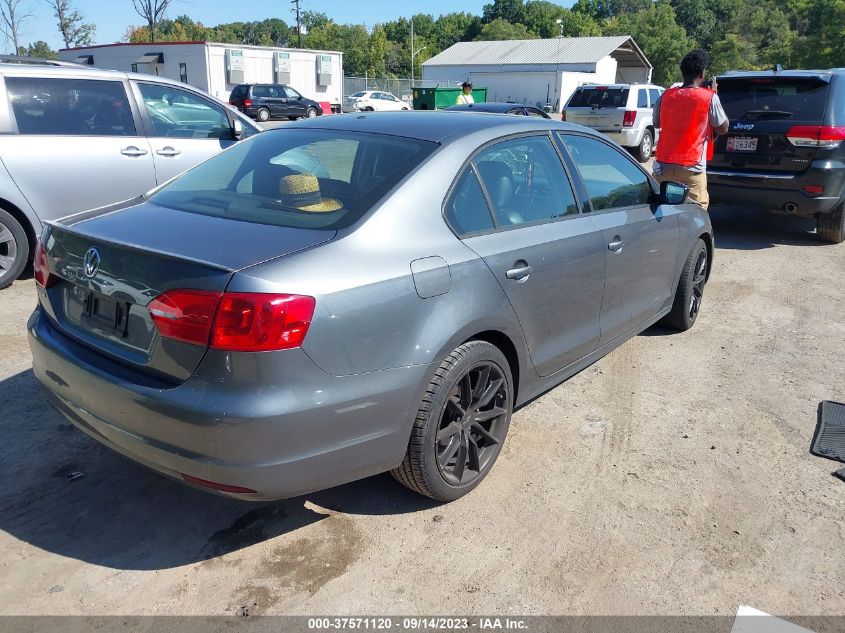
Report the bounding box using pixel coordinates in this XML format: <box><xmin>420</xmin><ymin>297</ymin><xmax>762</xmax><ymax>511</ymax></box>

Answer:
<box><xmin>456</xmin><ymin>81</ymin><xmax>474</xmax><ymax>105</ymax></box>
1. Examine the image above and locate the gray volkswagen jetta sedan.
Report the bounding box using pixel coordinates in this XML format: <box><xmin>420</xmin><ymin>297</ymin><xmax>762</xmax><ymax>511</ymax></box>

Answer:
<box><xmin>29</xmin><ymin>112</ymin><xmax>713</xmax><ymax>502</ymax></box>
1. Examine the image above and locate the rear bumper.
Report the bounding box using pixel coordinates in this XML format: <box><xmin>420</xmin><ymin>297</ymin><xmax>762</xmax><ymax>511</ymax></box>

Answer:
<box><xmin>708</xmin><ymin>162</ymin><xmax>845</xmax><ymax>216</ymax></box>
<box><xmin>28</xmin><ymin>309</ymin><xmax>426</xmax><ymax>500</ymax></box>
<box><xmin>602</xmin><ymin>129</ymin><xmax>643</xmax><ymax>148</ymax></box>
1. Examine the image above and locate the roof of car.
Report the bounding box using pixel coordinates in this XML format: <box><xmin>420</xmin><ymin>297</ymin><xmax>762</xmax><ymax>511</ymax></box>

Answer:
<box><xmin>279</xmin><ymin>110</ymin><xmax>573</xmax><ymax>143</ymax></box>
<box><xmin>446</xmin><ymin>102</ymin><xmax>546</xmax><ymax>113</ymax></box>
<box><xmin>718</xmin><ymin>69</ymin><xmax>843</xmax><ymax>78</ymax></box>
<box><xmin>0</xmin><ymin>62</ymin><xmax>205</xmax><ymax>88</ymax></box>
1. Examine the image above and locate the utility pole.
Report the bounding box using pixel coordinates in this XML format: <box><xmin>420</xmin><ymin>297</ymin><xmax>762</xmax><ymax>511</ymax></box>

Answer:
<box><xmin>291</xmin><ymin>0</ymin><xmax>302</xmax><ymax>48</ymax></box>
<box><xmin>410</xmin><ymin>17</ymin><xmax>414</xmax><ymax>88</ymax></box>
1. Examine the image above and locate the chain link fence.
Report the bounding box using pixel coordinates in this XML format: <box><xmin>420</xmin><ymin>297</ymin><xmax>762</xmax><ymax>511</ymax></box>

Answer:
<box><xmin>343</xmin><ymin>77</ymin><xmax>462</xmax><ymax>101</ymax></box>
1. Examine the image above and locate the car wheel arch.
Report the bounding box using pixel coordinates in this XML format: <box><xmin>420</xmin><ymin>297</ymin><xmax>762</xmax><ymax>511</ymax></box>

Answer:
<box><xmin>698</xmin><ymin>232</ymin><xmax>714</xmax><ymax>282</ymax></box>
<box><xmin>461</xmin><ymin>329</ymin><xmax>522</xmax><ymax>405</ymax></box>
<box><xmin>0</xmin><ymin>197</ymin><xmax>37</xmax><ymax>269</ymax></box>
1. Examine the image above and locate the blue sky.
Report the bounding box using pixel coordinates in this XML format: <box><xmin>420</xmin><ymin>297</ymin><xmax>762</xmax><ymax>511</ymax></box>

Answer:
<box><xmin>14</xmin><ymin>0</ymin><xmax>504</xmax><ymax>51</ymax></box>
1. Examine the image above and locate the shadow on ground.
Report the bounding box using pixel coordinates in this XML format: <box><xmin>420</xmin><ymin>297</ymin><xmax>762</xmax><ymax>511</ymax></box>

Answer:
<box><xmin>0</xmin><ymin>369</ymin><xmax>436</xmax><ymax>572</ymax></box>
<box><xmin>709</xmin><ymin>204</ymin><xmax>823</xmax><ymax>250</ymax></box>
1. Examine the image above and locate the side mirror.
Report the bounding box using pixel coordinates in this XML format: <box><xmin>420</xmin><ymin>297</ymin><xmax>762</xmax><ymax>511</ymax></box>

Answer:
<box><xmin>231</xmin><ymin>118</ymin><xmax>244</xmax><ymax>141</ymax></box>
<box><xmin>660</xmin><ymin>180</ymin><xmax>688</xmax><ymax>205</ymax></box>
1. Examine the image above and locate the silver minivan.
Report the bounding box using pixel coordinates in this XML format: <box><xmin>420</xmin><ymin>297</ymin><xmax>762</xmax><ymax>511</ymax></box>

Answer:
<box><xmin>563</xmin><ymin>83</ymin><xmax>663</xmax><ymax>163</ymax></box>
<box><xmin>0</xmin><ymin>60</ymin><xmax>261</xmax><ymax>289</ymax></box>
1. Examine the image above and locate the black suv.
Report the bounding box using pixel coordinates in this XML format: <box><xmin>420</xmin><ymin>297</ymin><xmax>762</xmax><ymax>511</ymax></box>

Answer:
<box><xmin>708</xmin><ymin>69</ymin><xmax>845</xmax><ymax>242</ymax></box>
<box><xmin>229</xmin><ymin>84</ymin><xmax>322</xmax><ymax>122</ymax></box>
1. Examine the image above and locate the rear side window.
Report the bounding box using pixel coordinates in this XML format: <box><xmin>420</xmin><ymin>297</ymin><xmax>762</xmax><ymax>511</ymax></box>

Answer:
<box><xmin>637</xmin><ymin>89</ymin><xmax>648</xmax><ymax>108</ymax></box>
<box><xmin>567</xmin><ymin>87</ymin><xmax>630</xmax><ymax>108</ymax></box>
<box><xmin>558</xmin><ymin>134</ymin><xmax>652</xmax><ymax>210</ymax></box>
<box><xmin>151</xmin><ymin>129</ymin><xmax>437</xmax><ymax>230</ymax></box>
<box><xmin>474</xmin><ymin>135</ymin><xmax>579</xmax><ymax>226</ymax></box>
<box><xmin>648</xmin><ymin>88</ymin><xmax>660</xmax><ymax>106</ymax></box>
<box><xmin>718</xmin><ymin>77</ymin><xmax>831</xmax><ymax>122</ymax></box>
<box><xmin>6</xmin><ymin>77</ymin><xmax>135</xmax><ymax>136</ymax></box>
<box><xmin>446</xmin><ymin>168</ymin><xmax>495</xmax><ymax>235</ymax></box>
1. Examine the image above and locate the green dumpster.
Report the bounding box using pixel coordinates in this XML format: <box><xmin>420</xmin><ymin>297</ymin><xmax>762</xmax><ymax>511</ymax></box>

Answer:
<box><xmin>412</xmin><ymin>87</ymin><xmax>488</xmax><ymax>110</ymax></box>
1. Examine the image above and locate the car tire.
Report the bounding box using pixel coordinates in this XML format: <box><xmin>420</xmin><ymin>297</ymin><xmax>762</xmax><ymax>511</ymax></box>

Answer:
<box><xmin>816</xmin><ymin>202</ymin><xmax>845</xmax><ymax>244</ymax></box>
<box><xmin>256</xmin><ymin>107</ymin><xmax>270</xmax><ymax>122</ymax></box>
<box><xmin>305</xmin><ymin>107</ymin><xmax>318</xmax><ymax>118</ymax></box>
<box><xmin>364</xmin><ymin>106</ymin><xmax>374</xmax><ymax>112</ymax></box>
<box><xmin>0</xmin><ymin>208</ymin><xmax>29</xmax><ymax>290</ymax></box>
<box><xmin>635</xmin><ymin>129</ymin><xmax>654</xmax><ymax>163</ymax></box>
<box><xmin>662</xmin><ymin>238</ymin><xmax>708</xmax><ymax>331</ymax></box>
<box><xmin>391</xmin><ymin>341</ymin><xmax>513</xmax><ymax>502</ymax></box>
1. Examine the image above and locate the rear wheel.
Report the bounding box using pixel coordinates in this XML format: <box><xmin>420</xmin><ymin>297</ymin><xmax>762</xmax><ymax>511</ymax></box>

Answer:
<box><xmin>0</xmin><ymin>208</ymin><xmax>29</xmax><ymax>290</ymax></box>
<box><xmin>817</xmin><ymin>202</ymin><xmax>845</xmax><ymax>244</ymax></box>
<box><xmin>256</xmin><ymin>107</ymin><xmax>270</xmax><ymax>122</ymax></box>
<box><xmin>635</xmin><ymin>129</ymin><xmax>653</xmax><ymax>163</ymax></box>
<box><xmin>662</xmin><ymin>238</ymin><xmax>708</xmax><ymax>331</ymax></box>
<box><xmin>391</xmin><ymin>341</ymin><xmax>513</xmax><ymax>502</ymax></box>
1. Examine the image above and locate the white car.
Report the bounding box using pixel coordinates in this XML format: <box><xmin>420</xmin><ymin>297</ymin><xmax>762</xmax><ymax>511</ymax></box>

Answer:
<box><xmin>342</xmin><ymin>90</ymin><xmax>411</xmax><ymax>113</ymax></box>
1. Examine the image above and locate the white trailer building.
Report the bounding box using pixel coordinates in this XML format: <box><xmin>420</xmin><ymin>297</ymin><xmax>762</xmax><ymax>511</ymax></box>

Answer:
<box><xmin>422</xmin><ymin>36</ymin><xmax>652</xmax><ymax>113</ymax></box>
<box><xmin>58</xmin><ymin>41</ymin><xmax>344</xmax><ymax>108</ymax></box>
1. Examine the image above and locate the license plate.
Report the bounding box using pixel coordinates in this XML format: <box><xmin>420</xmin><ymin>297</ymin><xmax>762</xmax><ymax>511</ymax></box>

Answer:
<box><xmin>727</xmin><ymin>136</ymin><xmax>758</xmax><ymax>152</ymax></box>
<box><xmin>81</xmin><ymin>291</ymin><xmax>129</xmax><ymax>337</ymax></box>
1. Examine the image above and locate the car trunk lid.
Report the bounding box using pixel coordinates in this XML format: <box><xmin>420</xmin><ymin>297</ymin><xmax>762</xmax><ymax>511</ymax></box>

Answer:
<box><xmin>710</xmin><ymin>75</ymin><xmax>833</xmax><ymax>174</ymax></box>
<box><xmin>40</xmin><ymin>201</ymin><xmax>335</xmax><ymax>383</ymax></box>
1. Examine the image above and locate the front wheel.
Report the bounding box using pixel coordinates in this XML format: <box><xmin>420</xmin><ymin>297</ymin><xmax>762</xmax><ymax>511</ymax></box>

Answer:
<box><xmin>256</xmin><ymin>107</ymin><xmax>270</xmax><ymax>122</ymax></box>
<box><xmin>391</xmin><ymin>341</ymin><xmax>513</xmax><ymax>502</ymax></box>
<box><xmin>0</xmin><ymin>208</ymin><xmax>29</xmax><ymax>290</ymax></box>
<box><xmin>817</xmin><ymin>202</ymin><xmax>844</xmax><ymax>244</ymax></box>
<box><xmin>634</xmin><ymin>129</ymin><xmax>653</xmax><ymax>163</ymax></box>
<box><xmin>305</xmin><ymin>107</ymin><xmax>318</xmax><ymax>118</ymax></box>
<box><xmin>662</xmin><ymin>238</ymin><xmax>708</xmax><ymax>331</ymax></box>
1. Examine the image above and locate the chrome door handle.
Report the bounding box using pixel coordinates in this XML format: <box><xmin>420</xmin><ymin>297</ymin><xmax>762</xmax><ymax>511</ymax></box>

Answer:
<box><xmin>505</xmin><ymin>264</ymin><xmax>533</xmax><ymax>281</ymax></box>
<box><xmin>156</xmin><ymin>147</ymin><xmax>181</xmax><ymax>157</ymax></box>
<box><xmin>120</xmin><ymin>146</ymin><xmax>148</xmax><ymax>157</ymax></box>
<box><xmin>608</xmin><ymin>238</ymin><xmax>624</xmax><ymax>253</ymax></box>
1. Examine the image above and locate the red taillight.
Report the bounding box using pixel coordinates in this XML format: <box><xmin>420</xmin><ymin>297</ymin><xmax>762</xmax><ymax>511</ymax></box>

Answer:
<box><xmin>786</xmin><ymin>125</ymin><xmax>845</xmax><ymax>148</ymax></box>
<box><xmin>148</xmin><ymin>290</ymin><xmax>221</xmax><ymax>346</ymax></box>
<box><xmin>244</xmin><ymin>99</ymin><xmax>252</xmax><ymax>108</ymax></box>
<box><xmin>211</xmin><ymin>292</ymin><xmax>315</xmax><ymax>352</ymax></box>
<box><xmin>623</xmin><ymin>110</ymin><xmax>637</xmax><ymax>127</ymax></box>
<box><xmin>149</xmin><ymin>290</ymin><xmax>316</xmax><ymax>351</ymax></box>
<box><xmin>181</xmin><ymin>474</ymin><xmax>256</xmax><ymax>494</ymax></box>
<box><xmin>33</xmin><ymin>240</ymin><xmax>53</xmax><ymax>288</ymax></box>
<box><xmin>803</xmin><ymin>184</ymin><xmax>825</xmax><ymax>195</ymax></box>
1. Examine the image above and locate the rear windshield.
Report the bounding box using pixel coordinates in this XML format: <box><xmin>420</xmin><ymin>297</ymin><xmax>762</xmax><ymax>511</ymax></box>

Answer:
<box><xmin>567</xmin><ymin>88</ymin><xmax>629</xmax><ymax>108</ymax></box>
<box><xmin>150</xmin><ymin>129</ymin><xmax>438</xmax><ymax>230</ymax></box>
<box><xmin>230</xmin><ymin>85</ymin><xmax>247</xmax><ymax>99</ymax></box>
<box><xmin>717</xmin><ymin>77</ymin><xmax>830</xmax><ymax>121</ymax></box>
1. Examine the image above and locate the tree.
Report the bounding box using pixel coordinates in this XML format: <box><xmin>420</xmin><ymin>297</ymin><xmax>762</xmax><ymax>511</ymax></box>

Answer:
<box><xmin>475</xmin><ymin>18</ymin><xmax>537</xmax><ymax>40</ymax></box>
<box><xmin>368</xmin><ymin>25</ymin><xmax>388</xmax><ymax>76</ymax></box>
<box><xmin>18</xmin><ymin>39</ymin><xmax>56</xmax><ymax>58</ymax></box>
<box><xmin>605</xmin><ymin>2</ymin><xmax>693</xmax><ymax>86</ymax></box>
<box><xmin>709</xmin><ymin>33</ymin><xmax>758</xmax><ymax>74</ymax></box>
<box><xmin>131</xmin><ymin>0</ymin><xmax>171</xmax><ymax>42</ymax></box>
<box><xmin>482</xmin><ymin>0</ymin><xmax>526</xmax><ymax>24</ymax></box>
<box><xmin>45</xmin><ymin>0</ymin><xmax>94</xmax><ymax>48</ymax></box>
<box><xmin>435</xmin><ymin>12</ymin><xmax>482</xmax><ymax>50</ymax></box>
<box><xmin>0</xmin><ymin>0</ymin><xmax>30</xmax><ymax>54</ymax></box>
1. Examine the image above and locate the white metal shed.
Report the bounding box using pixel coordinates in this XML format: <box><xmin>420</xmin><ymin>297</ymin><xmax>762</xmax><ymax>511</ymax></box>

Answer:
<box><xmin>422</xmin><ymin>36</ymin><xmax>652</xmax><ymax>113</ymax></box>
<box><xmin>59</xmin><ymin>42</ymin><xmax>344</xmax><ymax>107</ymax></box>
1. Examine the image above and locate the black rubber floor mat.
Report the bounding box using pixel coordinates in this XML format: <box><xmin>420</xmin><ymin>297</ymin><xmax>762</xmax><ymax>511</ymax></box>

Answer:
<box><xmin>811</xmin><ymin>401</ymin><xmax>845</xmax><ymax>463</ymax></box>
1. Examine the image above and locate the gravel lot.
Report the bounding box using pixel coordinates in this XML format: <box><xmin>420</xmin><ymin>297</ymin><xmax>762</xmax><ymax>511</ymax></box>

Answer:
<box><xmin>0</xmin><ymin>202</ymin><xmax>843</xmax><ymax>618</ymax></box>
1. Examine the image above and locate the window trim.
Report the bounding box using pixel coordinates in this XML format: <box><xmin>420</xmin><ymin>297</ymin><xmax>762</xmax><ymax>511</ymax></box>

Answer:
<box><xmin>5</xmin><ymin>76</ymin><xmax>143</xmax><ymax>138</ymax></box>
<box><xmin>441</xmin><ymin>130</ymin><xmax>586</xmax><ymax>239</ymax></box>
<box><xmin>553</xmin><ymin>130</ymin><xmax>659</xmax><ymax>216</ymax></box>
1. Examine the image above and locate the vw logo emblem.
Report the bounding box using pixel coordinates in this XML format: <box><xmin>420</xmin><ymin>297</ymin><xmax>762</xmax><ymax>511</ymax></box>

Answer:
<box><xmin>83</xmin><ymin>247</ymin><xmax>101</xmax><ymax>279</ymax></box>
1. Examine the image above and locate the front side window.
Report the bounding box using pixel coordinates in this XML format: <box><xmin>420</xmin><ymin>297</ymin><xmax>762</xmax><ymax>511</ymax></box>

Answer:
<box><xmin>284</xmin><ymin>86</ymin><xmax>302</xmax><ymax>99</ymax></box>
<box><xmin>445</xmin><ymin>168</ymin><xmax>495</xmax><ymax>235</ymax></box>
<box><xmin>473</xmin><ymin>135</ymin><xmax>579</xmax><ymax>226</ymax></box>
<box><xmin>558</xmin><ymin>133</ymin><xmax>652</xmax><ymax>211</ymax></box>
<box><xmin>6</xmin><ymin>77</ymin><xmax>135</xmax><ymax>136</ymax></box>
<box><xmin>138</xmin><ymin>83</ymin><xmax>231</xmax><ymax>139</ymax></box>
<box><xmin>151</xmin><ymin>129</ymin><xmax>437</xmax><ymax>230</ymax></box>
<box><xmin>648</xmin><ymin>88</ymin><xmax>660</xmax><ymax>107</ymax></box>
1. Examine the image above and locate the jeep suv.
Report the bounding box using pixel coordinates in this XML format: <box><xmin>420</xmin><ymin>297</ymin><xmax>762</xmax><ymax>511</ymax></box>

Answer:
<box><xmin>563</xmin><ymin>83</ymin><xmax>663</xmax><ymax>162</ymax></box>
<box><xmin>708</xmin><ymin>69</ymin><xmax>845</xmax><ymax>243</ymax></box>
<box><xmin>0</xmin><ymin>59</ymin><xmax>261</xmax><ymax>289</ymax></box>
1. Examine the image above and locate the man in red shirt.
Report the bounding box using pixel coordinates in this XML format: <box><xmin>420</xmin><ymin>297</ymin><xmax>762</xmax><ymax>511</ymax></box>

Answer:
<box><xmin>653</xmin><ymin>50</ymin><xmax>729</xmax><ymax>210</ymax></box>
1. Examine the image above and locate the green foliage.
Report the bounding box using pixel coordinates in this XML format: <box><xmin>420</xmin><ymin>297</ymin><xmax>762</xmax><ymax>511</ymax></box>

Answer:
<box><xmin>605</xmin><ymin>3</ymin><xmax>693</xmax><ymax>85</ymax></box>
<box><xmin>18</xmin><ymin>40</ymin><xmax>58</xmax><ymax>58</ymax></box>
<box><xmin>475</xmin><ymin>18</ymin><xmax>538</xmax><ymax>41</ymax></box>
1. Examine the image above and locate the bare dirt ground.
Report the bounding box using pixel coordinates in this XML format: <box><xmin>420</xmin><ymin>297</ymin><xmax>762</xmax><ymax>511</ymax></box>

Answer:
<box><xmin>0</xmin><ymin>206</ymin><xmax>843</xmax><ymax>618</ymax></box>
